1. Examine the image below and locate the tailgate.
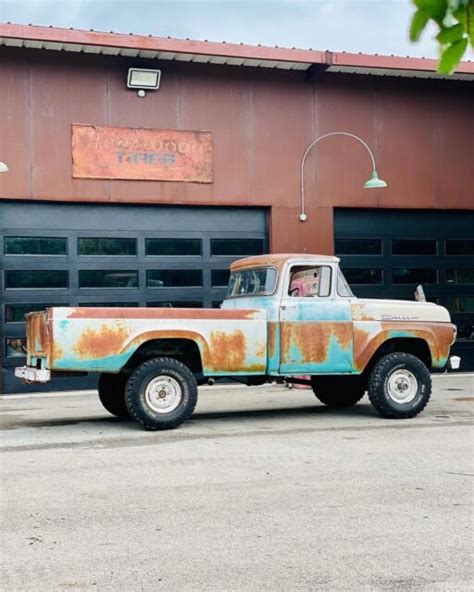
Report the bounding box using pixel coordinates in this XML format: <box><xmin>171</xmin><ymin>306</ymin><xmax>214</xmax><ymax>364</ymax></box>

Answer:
<box><xmin>25</xmin><ymin>310</ymin><xmax>51</xmax><ymax>366</ymax></box>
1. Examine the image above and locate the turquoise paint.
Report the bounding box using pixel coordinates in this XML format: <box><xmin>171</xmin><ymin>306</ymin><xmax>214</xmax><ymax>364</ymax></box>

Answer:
<box><xmin>223</xmin><ymin>296</ymin><xmax>277</xmax><ymax>320</ymax></box>
<box><xmin>55</xmin><ymin>350</ymin><xmax>265</xmax><ymax>376</ymax></box>
<box><xmin>59</xmin><ymin>319</ymin><xmax>69</xmax><ymax>331</ymax></box>
<box><xmin>287</xmin><ymin>300</ymin><xmax>352</xmax><ymax>322</ymax></box>
<box><xmin>54</xmin><ymin>350</ymin><xmax>133</xmax><ymax>372</ymax></box>
<box><xmin>279</xmin><ymin>297</ymin><xmax>354</xmax><ymax>373</ymax></box>
<box><xmin>386</xmin><ymin>329</ymin><xmax>447</xmax><ymax>368</ymax></box>
<box><xmin>222</xmin><ymin>296</ymin><xmax>280</xmax><ymax>373</ymax></box>
<box><xmin>280</xmin><ymin>333</ymin><xmax>353</xmax><ymax>374</ymax></box>
<box><xmin>267</xmin><ymin>322</ymin><xmax>280</xmax><ymax>375</ymax></box>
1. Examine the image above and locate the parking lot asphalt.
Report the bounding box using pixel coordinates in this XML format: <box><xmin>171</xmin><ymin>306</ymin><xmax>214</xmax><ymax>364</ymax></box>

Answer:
<box><xmin>1</xmin><ymin>374</ymin><xmax>473</xmax><ymax>591</ymax></box>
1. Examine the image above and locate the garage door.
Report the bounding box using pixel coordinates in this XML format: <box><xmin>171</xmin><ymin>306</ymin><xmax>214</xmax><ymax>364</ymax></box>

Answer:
<box><xmin>335</xmin><ymin>209</ymin><xmax>474</xmax><ymax>371</ymax></box>
<box><xmin>1</xmin><ymin>201</ymin><xmax>268</xmax><ymax>394</ymax></box>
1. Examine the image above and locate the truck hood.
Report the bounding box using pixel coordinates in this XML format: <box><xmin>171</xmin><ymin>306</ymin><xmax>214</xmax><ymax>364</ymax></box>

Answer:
<box><xmin>351</xmin><ymin>299</ymin><xmax>451</xmax><ymax>323</ymax></box>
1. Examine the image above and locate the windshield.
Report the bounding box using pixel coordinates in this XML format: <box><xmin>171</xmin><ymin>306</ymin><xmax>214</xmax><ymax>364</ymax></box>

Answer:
<box><xmin>226</xmin><ymin>267</ymin><xmax>277</xmax><ymax>298</ymax></box>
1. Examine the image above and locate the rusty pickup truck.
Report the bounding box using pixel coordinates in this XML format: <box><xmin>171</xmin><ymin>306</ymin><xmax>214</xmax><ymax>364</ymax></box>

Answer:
<box><xmin>15</xmin><ymin>254</ymin><xmax>459</xmax><ymax>430</ymax></box>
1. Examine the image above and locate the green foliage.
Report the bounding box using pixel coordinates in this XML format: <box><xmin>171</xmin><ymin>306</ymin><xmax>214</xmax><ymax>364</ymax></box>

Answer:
<box><xmin>410</xmin><ymin>0</ymin><xmax>473</xmax><ymax>73</ymax></box>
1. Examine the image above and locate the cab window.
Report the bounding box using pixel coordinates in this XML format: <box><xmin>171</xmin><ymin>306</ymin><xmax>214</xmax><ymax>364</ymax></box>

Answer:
<box><xmin>227</xmin><ymin>267</ymin><xmax>277</xmax><ymax>298</ymax></box>
<box><xmin>288</xmin><ymin>266</ymin><xmax>332</xmax><ymax>297</ymax></box>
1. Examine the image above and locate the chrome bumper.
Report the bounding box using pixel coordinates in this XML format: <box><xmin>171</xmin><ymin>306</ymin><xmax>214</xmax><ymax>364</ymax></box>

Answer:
<box><xmin>448</xmin><ymin>356</ymin><xmax>461</xmax><ymax>371</ymax></box>
<box><xmin>15</xmin><ymin>366</ymin><xmax>51</xmax><ymax>383</ymax></box>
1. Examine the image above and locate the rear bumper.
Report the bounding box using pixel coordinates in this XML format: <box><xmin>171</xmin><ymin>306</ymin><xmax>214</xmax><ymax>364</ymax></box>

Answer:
<box><xmin>447</xmin><ymin>355</ymin><xmax>461</xmax><ymax>371</ymax></box>
<box><xmin>15</xmin><ymin>366</ymin><xmax>51</xmax><ymax>383</ymax></box>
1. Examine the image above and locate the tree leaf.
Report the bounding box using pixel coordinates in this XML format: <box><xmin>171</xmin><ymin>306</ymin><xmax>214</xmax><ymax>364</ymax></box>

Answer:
<box><xmin>467</xmin><ymin>1</ymin><xmax>474</xmax><ymax>47</ymax></box>
<box><xmin>414</xmin><ymin>0</ymin><xmax>448</xmax><ymax>24</ymax></box>
<box><xmin>438</xmin><ymin>37</ymin><xmax>469</xmax><ymax>73</ymax></box>
<box><xmin>453</xmin><ymin>5</ymin><xmax>467</xmax><ymax>27</ymax></box>
<box><xmin>436</xmin><ymin>23</ymin><xmax>465</xmax><ymax>43</ymax></box>
<box><xmin>410</xmin><ymin>8</ymin><xmax>431</xmax><ymax>41</ymax></box>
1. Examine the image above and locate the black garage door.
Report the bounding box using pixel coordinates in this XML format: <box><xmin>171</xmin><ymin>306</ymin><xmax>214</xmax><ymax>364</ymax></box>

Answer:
<box><xmin>335</xmin><ymin>209</ymin><xmax>474</xmax><ymax>371</ymax></box>
<box><xmin>1</xmin><ymin>201</ymin><xmax>268</xmax><ymax>394</ymax></box>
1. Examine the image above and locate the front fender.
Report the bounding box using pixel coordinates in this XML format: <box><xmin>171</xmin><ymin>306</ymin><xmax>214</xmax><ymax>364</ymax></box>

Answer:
<box><xmin>353</xmin><ymin>321</ymin><xmax>455</xmax><ymax>371</ymax></box>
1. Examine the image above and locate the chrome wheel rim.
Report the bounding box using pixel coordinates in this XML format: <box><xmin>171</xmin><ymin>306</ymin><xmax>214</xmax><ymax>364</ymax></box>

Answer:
<box><xmin>145</xmin><ymin>375</ymin><xmax>182</xmax><ymax>414</ymax></box>
<box><xmin>387</xmin><ymin>369</ymin><xmax>418</xmax><ymax>404</ymax></box>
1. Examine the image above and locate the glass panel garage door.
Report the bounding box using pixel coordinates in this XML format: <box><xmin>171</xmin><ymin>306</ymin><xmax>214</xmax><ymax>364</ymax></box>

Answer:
<box><xmin>335</xmin><ymin>209</ymin><xmax>474</xmax><ymax>371</ymax></box>
<box><xmin>1</xmin><ymin>201</ymin><xmax>268</xmax><ymax>393</ymax></box>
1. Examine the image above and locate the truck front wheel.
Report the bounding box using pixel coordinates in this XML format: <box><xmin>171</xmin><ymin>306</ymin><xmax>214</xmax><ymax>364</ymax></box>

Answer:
<box><xmin>98</xmin><ymin>372</ymin><xmax>130</xmax><ymax>419</ymax></box>
<box><xmin>125</xmin><ymin>357</ymin><xmax>198</xmax><ymax>430</ymax></box>
<box><xmin>367</xmin><ymin>352</ymin><xmax>431</xmax><ymax>419</ymax></box>
<box><xmin>311</xmin><ymin>376</ymin><xmax>366</xmax><ymax>408</ymax></box>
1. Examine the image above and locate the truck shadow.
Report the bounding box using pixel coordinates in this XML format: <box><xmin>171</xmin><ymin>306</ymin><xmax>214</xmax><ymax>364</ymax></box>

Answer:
<box><xmin>2</xmin><ymin>403</ymin><xmax>377</xmax><ymax>430</ymax></box>
<box><xmin>192</xmin><ymin>404</ymin><xmax>377</xmax><ymax>421</ymax></box>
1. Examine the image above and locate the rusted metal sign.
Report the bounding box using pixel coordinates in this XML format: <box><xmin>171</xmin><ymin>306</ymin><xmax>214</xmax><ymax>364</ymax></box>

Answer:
<box><xmin>72</xmin><ymin>124</ymin><xmax>213</xmax><ymax>182</ymax></box>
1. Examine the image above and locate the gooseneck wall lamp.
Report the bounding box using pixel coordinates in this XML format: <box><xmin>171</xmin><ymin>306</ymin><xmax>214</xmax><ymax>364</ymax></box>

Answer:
<box><xmin>299</xmin><ymin>131</ymin><xmax>387</xmax><ymax>222</ymax></box>
<box><xmin>0</xmin><ymin>161</ymin><xmax>9</xmax><ymax>173</ymax></box>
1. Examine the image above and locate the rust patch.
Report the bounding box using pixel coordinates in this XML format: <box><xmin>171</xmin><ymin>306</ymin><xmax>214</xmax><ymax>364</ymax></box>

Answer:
<box><xmin>354</xmin><ymin>321</ymin><xmax>455</xmax><ymax>371</ymax></box>
<box><xmin>281</xmin><ymin>322</ymin><xmax>352</xmax><ymax>365</ymax></box>
<box><xmin>333</xmin><ymin>323</ymin><xmax>352</xmax><ymax>350</ymax></box>
<box><xmin>73</xmin><ymin>322</ymin><xmax>131</xmax><ymax>359</ymax></box>
<box><xmin>255</xmin><ymin>340</ymin><xmax>266</xmax><ymax>359</ymax></box>
<box><xmin>127</xmin><ymin>329</ymin><xmax>209</xmax><ymax>358</ymax></box>
<box><xmin>230</xmin><ymin>253</ymin><xmax>336</xmax><ymax>273</ymax></box>
<box><xmin>206</xmin><ymin>330</ymin><xmax>247</xmax><ymax>372</ymax></box>
<box><xmin>66</xmin><ymin>307</ymin><xmax>261</xmax><ymax>320</ymax></box>
<box><xmin>351</xmin><ymin>303</ymin><xmax>373</xmax><ymax>321</ymax></box>
<box><xmin>353</xmin><ymin>325</ymin><xmax>379</xmax><ymax>370</ymax></box>
<box><xmin>52</xmin><ymin>340</ymin><xmax>64</xmax><ymax>363</ymax></box>
<box><xmin>281</xmin><ymin>322</ymin><xmax>327</xmax><ymax>364</ymax></box>
<box><xmin>26</xmin><ymin>312</ymin><xmax>50</xmax><ymax>358</ymax></box>
<box><xmin>243</xmin><ymin>363</ymin><xmax>267</xmax><ymax>373</ymax></box>
<box><xmin>268</xmin><ymin>322</ymin><xmax>278</xmax><ymax>361</ymax></box>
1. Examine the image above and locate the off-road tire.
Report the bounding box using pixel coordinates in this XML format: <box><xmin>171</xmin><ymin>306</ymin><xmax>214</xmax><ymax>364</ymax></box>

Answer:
<box><xmin>367</xmin><ymin>352</ymin><xmax>431</xmax><ymax>419</ymax></box>
<box><xmin>97</xmin><ymin>372</ymin><xmax>130</xmax><ymax>418</ymax></box>
<box><xmin>125</xmin><ymin>357</ymin><xmax>198</xmax><ymax>430</ymax></box>
<box><xmin>311</xmin><ymin>375</ymin><xmax>366</xmax><ymax>408</ymax></box>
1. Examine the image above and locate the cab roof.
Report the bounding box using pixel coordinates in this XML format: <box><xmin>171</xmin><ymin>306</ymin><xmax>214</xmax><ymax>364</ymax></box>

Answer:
<box><xmin>230</xmin><ymin>253</ymin><xmax>340</xmax><ymax>271</ymax></box>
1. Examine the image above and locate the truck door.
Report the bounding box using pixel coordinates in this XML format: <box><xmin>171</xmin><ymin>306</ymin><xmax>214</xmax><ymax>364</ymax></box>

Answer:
<box><xmin>279</xmin><ymin>264</ymin><xmax>353</xmax><ymax>374</ymax></box>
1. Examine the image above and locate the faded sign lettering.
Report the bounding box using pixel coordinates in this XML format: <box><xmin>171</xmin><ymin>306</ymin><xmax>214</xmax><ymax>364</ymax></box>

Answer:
<box><xmin>72</xmin><ymin>124</ymin><xmax>213</xmax><ymax>183</ymax></box>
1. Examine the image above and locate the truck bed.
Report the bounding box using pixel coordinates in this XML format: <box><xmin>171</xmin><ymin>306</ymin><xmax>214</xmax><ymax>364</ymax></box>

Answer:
<box><xmin>24</xmin><ymin>307</ymin><xmax>268</xmax><ymax>376</ymax></box>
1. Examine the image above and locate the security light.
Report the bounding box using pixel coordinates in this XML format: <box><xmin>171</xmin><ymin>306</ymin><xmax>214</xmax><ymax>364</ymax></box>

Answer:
<box><xmin>127</xmin><ymin>68</ymin><xmax>161</xmax><ymax>92</ymax></box>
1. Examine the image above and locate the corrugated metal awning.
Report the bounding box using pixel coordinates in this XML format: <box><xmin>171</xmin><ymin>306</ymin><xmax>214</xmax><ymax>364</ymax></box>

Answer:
<box><xmin>1</xmin><ymin>23</ymin><xmax>473</xmax><ymax>80</ymax></box>
<box><xmin>327</xmin><ymin>64</ymin><xmax>473</xmax><ymax>81</ymax></box>
<box><xmin>0</xmin><ymin>36</ymin><xmax>312</xmax><ymax>71</ymax></box>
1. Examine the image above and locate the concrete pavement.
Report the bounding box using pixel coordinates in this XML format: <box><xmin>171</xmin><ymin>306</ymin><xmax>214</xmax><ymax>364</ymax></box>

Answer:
<box><xmin>1</xmin><ymin>374</ymin><xmax>473</xmax><ymax>591</ymax></box>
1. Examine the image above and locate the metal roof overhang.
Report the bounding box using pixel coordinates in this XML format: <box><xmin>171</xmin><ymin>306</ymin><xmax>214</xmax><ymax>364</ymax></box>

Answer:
<box><xmin>326</xmin><ymin>65</ymin><xmax>474</xmax><ymax>81</ymax></box>
<box><xmin>0</xmin><ymin>23</ymin><xmax>473</xmax><ymax>80</ymax></box>
<box><xmin>0</xmin><ymin>36</ymin><xmax>313</xmax><ymax>70</ymax></box>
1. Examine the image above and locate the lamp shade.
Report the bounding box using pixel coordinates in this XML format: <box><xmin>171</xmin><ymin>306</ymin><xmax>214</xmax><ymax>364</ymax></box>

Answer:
<box><xmin>0</xmin><ymin>161</ymin><xmax>9</xmax><ymax>173</ymax></box>
<box><xmin>363</xmin><ymin>171</ymin><xmax>387</xmax><ymax>189</ymax></box>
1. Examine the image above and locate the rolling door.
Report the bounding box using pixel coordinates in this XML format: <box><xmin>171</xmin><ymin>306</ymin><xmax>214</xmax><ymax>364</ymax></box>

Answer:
<box><xmin>1</xmin><ymin>201</ymin><xmax>268</xmax><ymax>393</ymax></box>
<box><xmin>335</xmin><ymin>209</ymin><xmax>474</xmax><ymax>371</ymax></box>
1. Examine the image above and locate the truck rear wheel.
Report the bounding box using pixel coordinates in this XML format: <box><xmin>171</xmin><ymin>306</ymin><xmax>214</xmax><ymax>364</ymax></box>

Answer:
<box><xmin>367</xmin><ymin>352</ymin><xmax>431</xmax><ymax>419</ymax></box>
<box><xmin>125</xmin><ymin>357</ymin><xmax>198</xmax><ymax>430</ymax></box>
<box><xmin>97</xmin><ymin>372</ymin><xmax>130</xmax><ymax>419</ymax></box>
<box><xmin>311</xmin><ymin>376</ymin><xmax>366</xmax><ymax>408</ymax></box>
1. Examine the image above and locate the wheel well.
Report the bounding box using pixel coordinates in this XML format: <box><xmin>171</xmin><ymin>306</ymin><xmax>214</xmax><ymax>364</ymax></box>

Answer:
<box><xmin>366</xmin><ymin>338</ymin><xmax>432</xmax><ymax>372</ymax></box>
<box><xmin>124</xmin><ymin>339</ymin><xmax>203</xmax><ymax>374</ymax></box>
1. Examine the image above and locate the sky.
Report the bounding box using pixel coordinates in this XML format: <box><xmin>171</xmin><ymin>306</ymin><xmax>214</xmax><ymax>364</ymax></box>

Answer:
<box><xmin>0</xmin><ymin>0</ymin><xmax>445</xmax><ymax>58</ymax></box>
